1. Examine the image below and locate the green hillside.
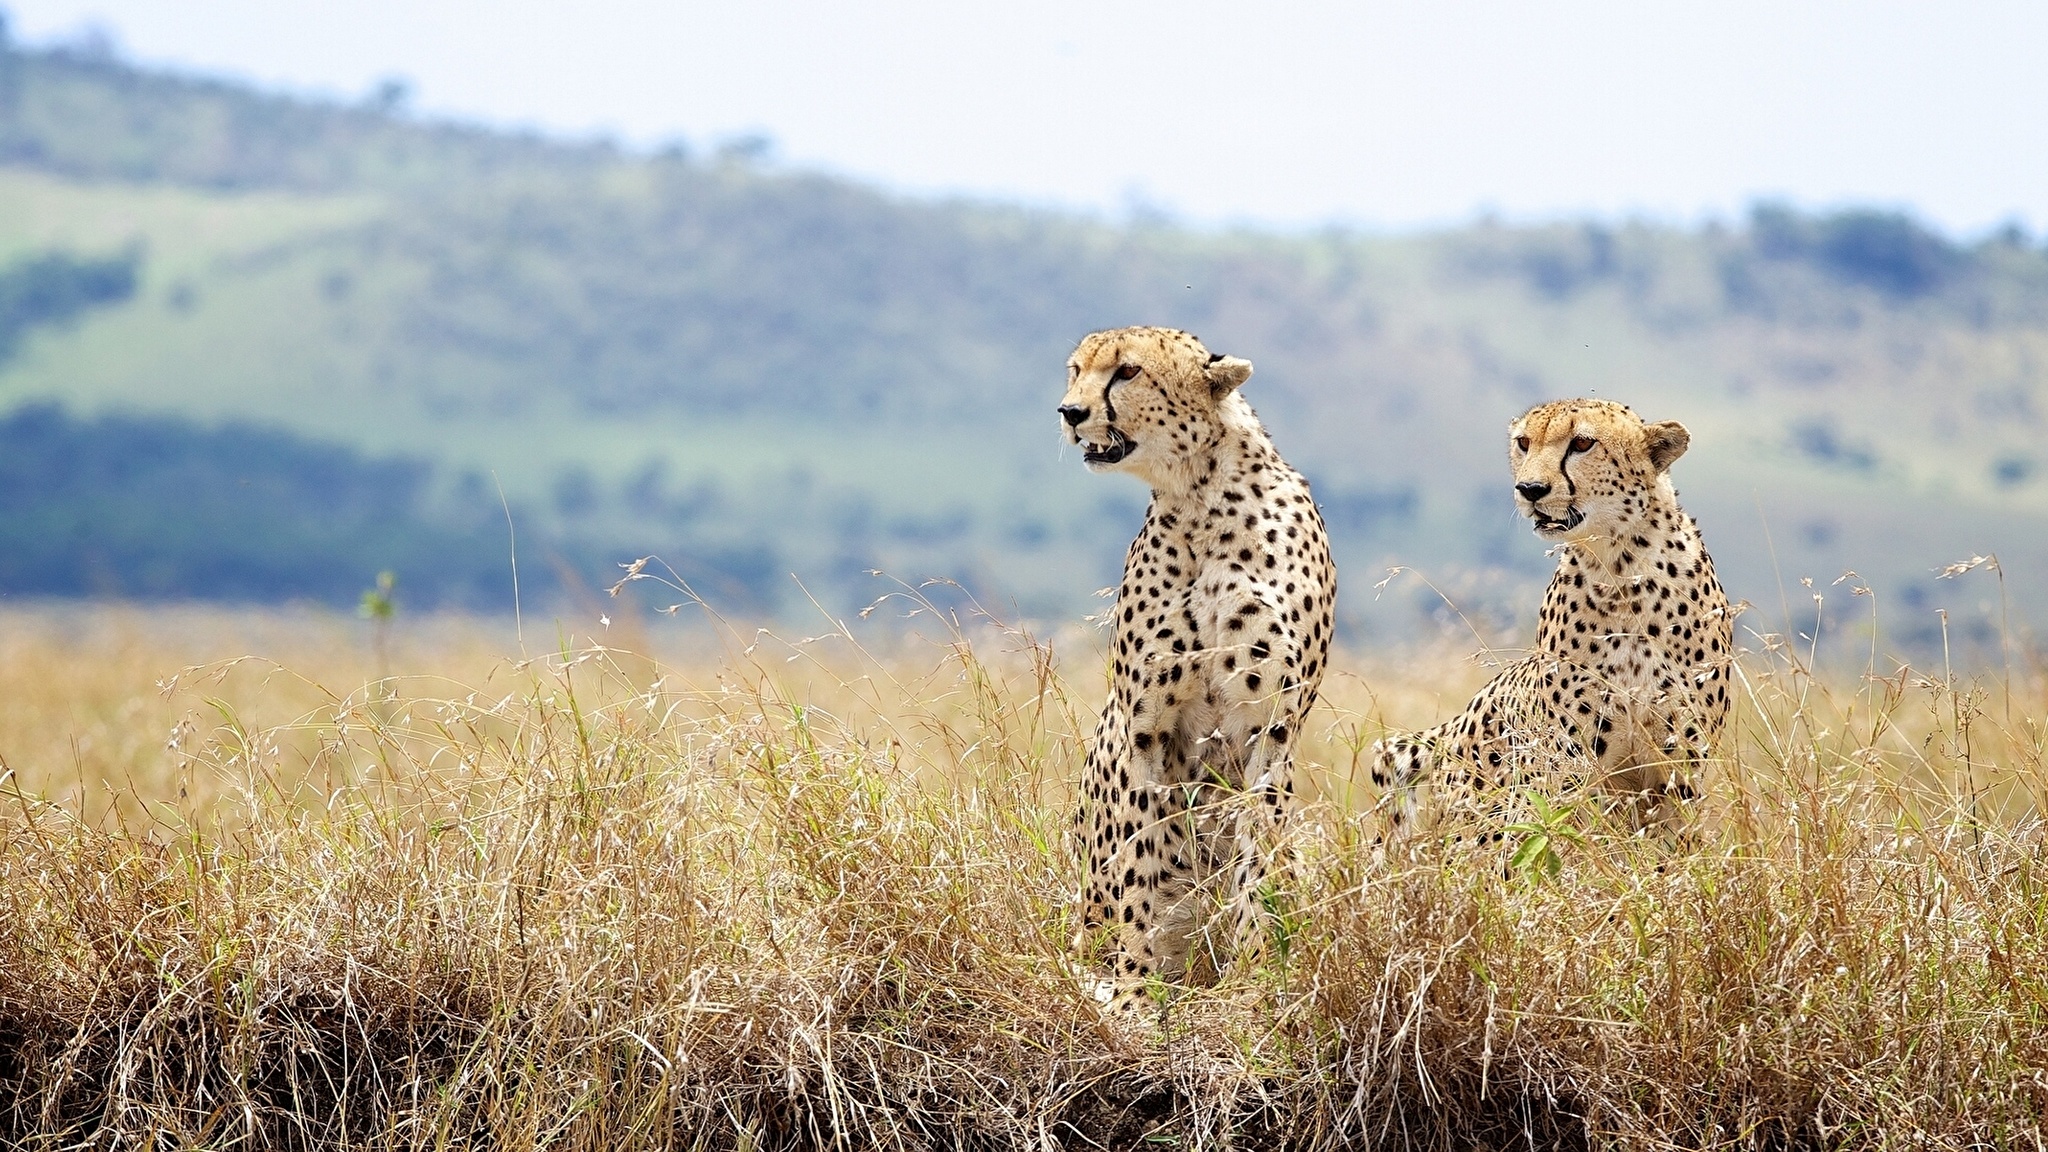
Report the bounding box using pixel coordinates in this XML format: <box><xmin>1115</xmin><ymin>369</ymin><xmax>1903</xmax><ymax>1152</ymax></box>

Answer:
<box><xmin>2</xmin><ymin>31</ymin><xmax>2046</xmax><ymax>653</ymax></box>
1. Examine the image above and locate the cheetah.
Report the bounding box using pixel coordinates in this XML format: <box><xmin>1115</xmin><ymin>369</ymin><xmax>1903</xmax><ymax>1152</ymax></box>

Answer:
<box><xmin>1372</xmin><ymin>399</ymin><xmax>1734</xmax><ymax>838</ymax></box>
<box><xmin>1057</xmin><ymin>326</ymin><xmax>1336</xmax><ymax>1006</ymax></box>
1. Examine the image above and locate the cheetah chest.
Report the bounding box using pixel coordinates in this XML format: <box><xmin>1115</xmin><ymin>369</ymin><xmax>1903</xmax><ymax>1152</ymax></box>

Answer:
<box><xmin>1547</xmin><ymin>566</ymin><xmax>1716</xmax><ymax>756</ymax></box>
<box><xmin>1110</xmin><ymin>528</ymin><xmax>1224</xmax><ymax>743</ymax></box>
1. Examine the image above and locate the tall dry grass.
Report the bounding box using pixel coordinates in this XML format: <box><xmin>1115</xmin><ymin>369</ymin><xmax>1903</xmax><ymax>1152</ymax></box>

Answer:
<box><xmin>0</xmin><ymin>588</ymin><xmax>2045</xmax><ymax>1150</ymax></box>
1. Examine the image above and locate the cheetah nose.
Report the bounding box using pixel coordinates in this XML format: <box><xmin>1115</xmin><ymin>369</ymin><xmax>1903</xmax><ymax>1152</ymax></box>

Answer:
<box><xmin>1059</xmin><ymin>404</ymin><xmax>1090</xmax><ymax>427</ymax></box>
<box><xmin>1515</xmin><ymin>481</ymin><xmax>1552</xmax><ymax>502</ymax></box>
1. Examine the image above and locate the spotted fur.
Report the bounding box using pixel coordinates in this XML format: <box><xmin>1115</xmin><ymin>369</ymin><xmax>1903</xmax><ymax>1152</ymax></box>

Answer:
<box><xmin>1372</xmin><ymin>399</ymin><xmax>1734</xmax><ymax>836</ymax></box>
<box><xmin>1058</xmin><ymin>327</ymin><xmax>1336</xmax><ymax>1007</ymax></box>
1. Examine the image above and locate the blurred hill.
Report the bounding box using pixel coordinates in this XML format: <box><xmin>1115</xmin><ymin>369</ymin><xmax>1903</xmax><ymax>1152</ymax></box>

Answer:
<box><xmin>2</xmin><ymin>25</ymin><xmax>2046</xmax><ymax>655</ymax></box>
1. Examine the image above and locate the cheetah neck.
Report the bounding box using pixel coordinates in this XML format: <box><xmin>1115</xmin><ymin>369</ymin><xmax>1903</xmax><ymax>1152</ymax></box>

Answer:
<box><xmin>1561</xmin><ymin>483</ymin><xmax>1695</xmax><ymax>582</ymax></box>
<box><xmin>1146</xmin><ymin>395</ymin><xmax>1274</xmax><ymax>505</ymax></box>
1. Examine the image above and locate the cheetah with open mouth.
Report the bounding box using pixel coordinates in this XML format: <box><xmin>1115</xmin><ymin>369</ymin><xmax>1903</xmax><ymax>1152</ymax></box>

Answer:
<box><xmin>1058</xmin><ymin>326</ymin><xmax>1336</xmax><ymax>1008</ymax></box>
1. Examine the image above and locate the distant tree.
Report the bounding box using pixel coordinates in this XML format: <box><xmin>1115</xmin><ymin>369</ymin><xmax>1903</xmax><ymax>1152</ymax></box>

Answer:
<box><xmin>369</xmin><ymin>77</ymin><xmax>412</xmax><ymax>115</ymax></box>
<box><xmin>0</xmin><ymin>405</ymin><xmax>513</xmax><ymax>604</ymax></box>
<box><xmin>0</xmin><ymin>248</ymin><xmax>139</xmax><ymax>362</ymax></box>
<box><xmin>715</xmin><ymin>134</ymin><xmax>774</xmax><ymax>165</ymax></box>
<box><xmin>1749</xmin><ymin>202</ymin><xmax>1959</xmax><ymax>297</ymax></box>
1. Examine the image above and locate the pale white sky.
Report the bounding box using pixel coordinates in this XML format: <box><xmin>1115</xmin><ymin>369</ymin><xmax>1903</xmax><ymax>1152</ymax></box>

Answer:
<box><xmin>4</xmin><ymin>1</ymin><xmax>2045</xmax><ymax>236</ymax></box>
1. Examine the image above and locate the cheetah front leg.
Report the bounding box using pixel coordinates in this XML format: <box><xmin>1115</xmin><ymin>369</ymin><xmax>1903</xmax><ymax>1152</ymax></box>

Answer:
<box><xmin>1207</xmin><ymin>605</ymin><xmax>1317</xmax><ymax>975</ymax></box>
<box><xmin>1623</xmin><ymin>689</ymin><xmax>1721</xmax><ymax>836</ymax></box>
<box><xmin>1079</xmin><ymin>654</ymin><xmax>1209</xmax><ymax>1000</ymax></box>
<box><xmin>1369</xmin><ymin>721</ymin><xmax>1451</xmax><ymax>836</ymax></box>
<box><xmin>1219</xmin><ymin>710</ymin><xmax>1302</xmax><ymax>975</ymax></box>
<box><xmin>1650</xmin><ymin>659</ymin><xmax>1731</xmax><ymax>834</ymax></box>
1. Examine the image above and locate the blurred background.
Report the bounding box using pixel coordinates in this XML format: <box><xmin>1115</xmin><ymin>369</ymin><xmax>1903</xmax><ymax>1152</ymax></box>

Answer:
<box><xmin>1</xmin><ymin>1</ymin><xmax>2045</xmax><ymax>658</ymax></box>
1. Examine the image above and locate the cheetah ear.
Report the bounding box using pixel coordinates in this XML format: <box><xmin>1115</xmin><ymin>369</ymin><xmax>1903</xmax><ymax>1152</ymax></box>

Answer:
<box><xmin>1644</xmin><ymin>420</ymin><xmax>1690</xmax><ymax>473</ymax></box>
<box><xmin>1204</xmin><ymin>353</ymin><xmax>1253</xmax><ymax>396</ymax></box>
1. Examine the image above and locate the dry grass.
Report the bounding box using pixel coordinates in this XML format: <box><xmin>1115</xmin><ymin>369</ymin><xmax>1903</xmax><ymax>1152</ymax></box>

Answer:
<box><xmin>1</xmin><ymin>592</ymin><xmax>2046</xmax><ymax>1151</ymax></box>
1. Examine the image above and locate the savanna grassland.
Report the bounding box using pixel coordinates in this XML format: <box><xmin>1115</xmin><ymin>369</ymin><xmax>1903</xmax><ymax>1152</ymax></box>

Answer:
<box><xmin>8</xmin><ymin>25</ymin><xmax>2048</xmax><ymax>1152</ymax></box>
<box><xmin>2</xmin><ymin>591</ymin><xmax>2045</xmax><ymax>1151</ymax></box>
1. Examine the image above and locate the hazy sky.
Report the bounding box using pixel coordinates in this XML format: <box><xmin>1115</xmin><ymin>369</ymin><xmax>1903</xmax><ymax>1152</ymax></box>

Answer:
<box><xmin>5</xmin><ymin>1</ymin><xmax>2045</xmax><ymax>235</ymax></box>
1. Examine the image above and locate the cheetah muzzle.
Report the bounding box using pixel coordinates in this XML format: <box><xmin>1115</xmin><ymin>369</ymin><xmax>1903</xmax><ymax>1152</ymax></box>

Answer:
<box><xmin>1079</xmin><ymin>428</ymin><xmax>1133</xmax><ymax>467</ymax></box>
<box><xmin>1529</xmin><ymin>505</ymin><xmax>1585</xmax><ymax>535</ymax></box>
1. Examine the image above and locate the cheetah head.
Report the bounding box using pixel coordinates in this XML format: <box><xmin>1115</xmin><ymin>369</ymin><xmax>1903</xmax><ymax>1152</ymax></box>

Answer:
<box><xmin>1057</xmin><ymin>327</ymin><xmax>1254</xmax><ymax>487</ymax></box>
<box><xmin>1508</xmin><ymin>399</ymin><xmax>1690</xmax><ymax>542</ymax></box>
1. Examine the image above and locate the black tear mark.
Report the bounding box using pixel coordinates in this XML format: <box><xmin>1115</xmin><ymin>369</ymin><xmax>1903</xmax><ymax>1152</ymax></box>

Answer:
<box><xmin>1560</xmin><ymin>447</ymin><xmax>1580</xmax><ymax>497</ymax></box>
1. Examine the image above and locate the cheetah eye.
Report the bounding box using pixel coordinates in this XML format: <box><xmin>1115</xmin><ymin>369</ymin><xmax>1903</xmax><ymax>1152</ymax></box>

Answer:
<box><xmin>1514</xmin><ymin>436</ymin><xmax>1530</xmax><ymax>452</ymax></box>
<box><xmin>1569</xmin><ymin>436</ymin><xmax>1596</xmax><ymax>453</ymax></box>
<box><xmin>1113</xmin><ymin>364</ymin><xmax>1141</xmax><ymax>382</ymax></box>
